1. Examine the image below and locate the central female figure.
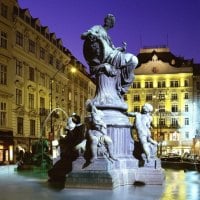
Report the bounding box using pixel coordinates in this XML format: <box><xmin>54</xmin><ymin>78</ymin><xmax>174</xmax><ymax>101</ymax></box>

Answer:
<box><xmin>81</xmin><ymin>14</ymin><xmax>138</xmax><ymax>111</ymax></box>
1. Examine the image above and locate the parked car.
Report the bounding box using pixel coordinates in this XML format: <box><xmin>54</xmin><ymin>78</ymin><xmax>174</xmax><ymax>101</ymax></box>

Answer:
<box><xmin>182</xmin><ymin>153</ymin><xmax>200</xmax><ymax>163</ymax></box>
<box><xmin>160</xmin><ymin>153</ymin><xmax>182</xmax><ymax>162</ymax></box>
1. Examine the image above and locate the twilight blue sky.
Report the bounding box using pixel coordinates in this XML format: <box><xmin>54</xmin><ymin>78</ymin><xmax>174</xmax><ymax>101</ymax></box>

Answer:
<box><xmin>18</xmin><ymin>0</ymin><xmax>200</xmax><ymax>68</ymax></box>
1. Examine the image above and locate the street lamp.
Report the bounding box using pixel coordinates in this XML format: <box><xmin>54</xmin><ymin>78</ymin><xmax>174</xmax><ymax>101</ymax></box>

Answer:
<box><xmin>49</xmin><ymin>64</ymin><xmax>68</xmax><ymax>152</ymax></box>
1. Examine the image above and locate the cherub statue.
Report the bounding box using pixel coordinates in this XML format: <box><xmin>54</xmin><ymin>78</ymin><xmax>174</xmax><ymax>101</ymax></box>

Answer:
<box><xmin>85</xmin><ymin>99</ymin><xmax>116</xmax><ymax>163</ymax></box>
<box><xmin>127</xmin><ymin>103</ymin><xmax>157</xmax><ymax>163</ymax></box>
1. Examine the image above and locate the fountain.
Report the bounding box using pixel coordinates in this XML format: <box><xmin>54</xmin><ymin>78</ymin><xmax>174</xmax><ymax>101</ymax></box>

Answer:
<box><xmin>48</xmin><ymin>14</ymin><xmax>165</xmax><ymax>189</ymax></box>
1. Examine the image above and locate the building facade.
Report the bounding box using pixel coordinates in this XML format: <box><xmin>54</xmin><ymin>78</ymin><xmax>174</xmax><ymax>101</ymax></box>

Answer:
<box><xmin>126</xmin><ymin>46</ymin><xmax>199</xmax><ymax>156</ymax></box>
<box><xmin>0</xmin><ymin>0</ymin><xmax>96</xmax><ymax>164</ymax></box>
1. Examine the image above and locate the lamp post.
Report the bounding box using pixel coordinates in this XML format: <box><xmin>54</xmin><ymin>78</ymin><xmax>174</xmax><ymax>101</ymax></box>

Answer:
<box><xmin>49</xmin><ymin>64</ymin><xmax>68</xmax><ymax>153</ymax></box>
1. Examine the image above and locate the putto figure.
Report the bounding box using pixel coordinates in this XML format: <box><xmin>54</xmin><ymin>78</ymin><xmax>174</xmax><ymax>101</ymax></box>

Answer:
<box><xmin>81</xmin><ymin>14</ymin><xmax>138</xmax><ymax>110</ymax></box>
<box><xmin>127</xmin><ymin>103</ymin><xmax>158</xmax><ymax>163</ymax></box>
<box><xmin>85</xmin><ymin>99</ymin><xmax>116</xmax><ymax>163</ymax></box>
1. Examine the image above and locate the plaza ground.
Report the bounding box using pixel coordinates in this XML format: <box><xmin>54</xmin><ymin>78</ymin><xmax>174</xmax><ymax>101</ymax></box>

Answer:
<box><xmin>0</xmin><ymin>165</ymin><xmax>199</xmax><ymax>200</ymax></box>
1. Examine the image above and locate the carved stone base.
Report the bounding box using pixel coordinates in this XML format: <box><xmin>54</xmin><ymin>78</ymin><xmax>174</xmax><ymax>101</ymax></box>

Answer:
<box><xmin>134</xmin><ymin>167</ymin><xmax>165</xmax><ymax>185</ymax></box>
<box><xmin>65</xmin><ymin>157</ymin><xmax>164</xmax><ymax>189</ymax></box>
<box><xmin>65</xmin><ymin>157</ymin><xmax>139</xmax><ymax>189</ymax></box>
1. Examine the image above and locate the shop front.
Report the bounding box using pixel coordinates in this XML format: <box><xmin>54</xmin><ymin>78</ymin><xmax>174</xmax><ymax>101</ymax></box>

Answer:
<box><xmin>0</xmin><ymin>131</ymin><xmax>14</xmax><ymax>164</ymax></box>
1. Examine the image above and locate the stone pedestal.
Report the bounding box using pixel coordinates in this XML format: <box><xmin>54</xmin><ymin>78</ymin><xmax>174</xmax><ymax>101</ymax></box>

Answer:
<box><xmin>65</xmin><ymin>157</ymin><xmax>138</xmax><ymax>189</ymax></box>
<box><xmin>65</xmin><ymin>110</ymin><xmax>165</xmax><ymax>189</ymax></box>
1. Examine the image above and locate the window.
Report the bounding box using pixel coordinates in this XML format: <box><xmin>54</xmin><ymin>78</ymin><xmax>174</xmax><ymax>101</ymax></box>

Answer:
<box><xmin>49</xmin><ymin>54</ymin><xmax>53</xmax><ymax>65</ymax></box>
<box><xmin>185</xmin><ymin>104</ymin><xmax>189</xmax><ymax>112</ymax></box>
<box><xmin>29</xmin><ymin>39</ymin><xmax>36</xmax><ymax>53</ymax></box>
<box><xmin>133</xmin><ymin>94</ymin><xmax>140</xmax><ymax>101</ymax></box>
<box><xmin>170</xmin><ymin>80</ymin><xmax>179</xmax><ymax>87</ymax></box>
<box><xmin>39</xmin><ymin>47</ymin><xmax>45</xmax><ymax>59</ymax></box>
<box><xmin>0</xmin><ymin>31</ymin><xmax>7</xmax><ymax>48</ymax></box>
<box><xmin>146</xmin><ymin>94</ymin><xmax>152</xmax><ymax>101</ymax></box>
<box><xmin>16</xmin><ymin>31</ymin><xmax>23</xmax><ymax>47</ymax></box>
<box><xmin>184</xmin><ymin>93</ymin><xmax>189</xmax><ymax>99</ymax></box>
<box><xmin>145</xmin><ymin>81</ymin><xmax>153</xmax><ymax>88</ymax></box>
<box><xmin>158</xmin><ymin>105</ymin><xmax>165</xmax><ymax>112</ymax></box>
<box><xmin>0</xmin><ymin>63</ymin><xmax>7</xmax><ymax>85</ymax></box>
<box><xmin>133</xmin><ymin>106</ymin><xmax>140</xmax><ymax>112</ymax></box>
<box><xmin>40</xmin><ymin>72</ymin><xmax>45</xmax><ymax>86</ymax></box>
<box><xmin>171</xmin><ymin>93</ymin><xmax>178</xmax><ymax>100</ymax></box>
<box><xmin>185</xmin><ymin>118</ymin><xmax>189</xmax><ymax>126</ymax></box>
<box><xmin>0</xmin><ymin>102</ymin><xmax>6</xmax><ymax>126</ymax></box>
<box><xmin>159</xmin><ymin>118</ymin><xmax>165</xmax><ymax>127</ymax></box>
<box><xmin>171</xmin><ymin>105</ymin><xmax>178</xmax><ymax>112</ymax></box>
<box><xmin>29</xmin><ymin>67</ymin><xmax>35</xmax><ymax>81</ymax></box>
<box><xmin>39</xmin><ymin>97</ymin><xmax>46</xmax><ymax>115</ymax></box>
<box><xmin>16</xmin><ymin>89</ymin><xmax>22</xmax><ymax>105</ymax></box>
<box><xmin>28</xmin><ymin>93</ymin><xmax>34</xmax><ymax>109</ymax></box>
<box><xmin>16</xmin><ymin>60</ymin><xmax>23</xmax><ymax>76</ymax></box>
<box><xmin>184</xmin><ymin>80</ymin><xmax>189</xmax><ymax>87</ymax></box>
<box><xmin>25</xmin><ymin>16</ymin><xmax>30</xmax><ymax>24</ymax></box>
<box><xmin>158</xmin><ymin>80</ymin><xmax>166</xmax><ymax>88</ymax></box>
<box><xmin>171</xmin><ymin>118</ymin><xmax>178</xmax><ymax>127</ymax></box>
<box><xmin>1</xmin><ymin>3</ymin><xmax>8</xmax><ymax>18</ymax></box>
<box><xmin>196</xmin><ymin>81</ymin><xmax>200</xmax><ymax>90</ymax></box>
<box><xmin>30</xmin><ymin>120</ymin><xmax>35</xmax><ymax>136</ymax></box>
<box><xmin>56</xmin><ymin>59</ymin><xmax>61</xmax><ymax>69</ymax></box>
<box><xmin>133</xmin><ymin>82</ymin><xmax>141</xmax><ymax>88</ymax></box>
<box><xmin>185</xmin><ymin>132</ymin><xmax>189</xmax><ymax>139</ymax></box>
<box><xmin>17</xmin><ymin>117</ymin><xmax>23</xmax><ymax>135</ymax></box>
<box><xmin>158</xmin><ymin>93</ymin><xmax>165</xmax><ymax>100</ymax></box>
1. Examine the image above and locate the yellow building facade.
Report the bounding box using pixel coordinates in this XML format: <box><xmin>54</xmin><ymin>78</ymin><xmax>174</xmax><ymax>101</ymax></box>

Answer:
<box><xmin>0</xmin><ymin>0</ymin><xmax>95</xmax><ymax>163</ymax></box>
<box><xmin>126</xmin><ymin>46</ymin><xmax>198</xmax><ymax>156</ymax></box>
